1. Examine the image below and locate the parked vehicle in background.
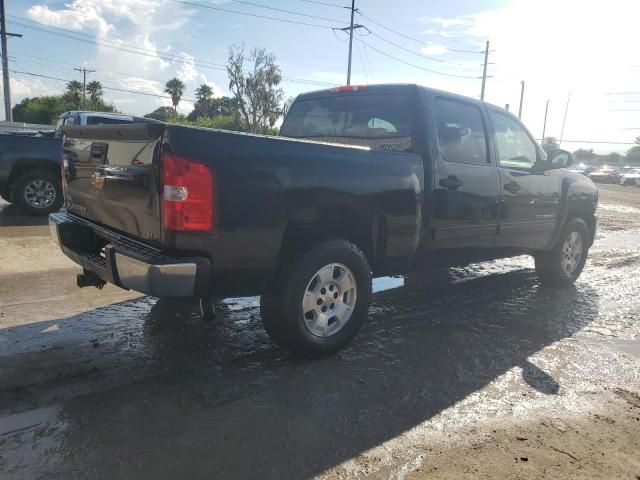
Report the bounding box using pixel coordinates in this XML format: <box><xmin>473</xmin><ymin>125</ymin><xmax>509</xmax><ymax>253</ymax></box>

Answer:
<box><xmin>50</xmin><ymin>84</ymin><xmax>598</xmax><ymax>357</ymax></box>
<box><xmin>620</xmin><ymin>168</ymin><xmax>640</xmax><ymax>186</ymax></box>
<box><xmin>56</xmin><ymin>111</ymin><xmax>135</xmax><ymax>129</ymax></box>
<box><xmin>566</xmin><ymin>163</ymin><xmax>597</xmax><ymax>176</ymax></box>
<box><xmin>588</xmin><ymin>166</ymin><xmax>621</xmax><ymax>184</ymax></box>
<box><xmin>0</xmin><ymin>112</ymin><xmax>135</xmax><ymax>215</ymax></box>
<box><xmin>0</xmin><ymin>131</ymin><xmax>63</xmax><ymax>214</ymax></box>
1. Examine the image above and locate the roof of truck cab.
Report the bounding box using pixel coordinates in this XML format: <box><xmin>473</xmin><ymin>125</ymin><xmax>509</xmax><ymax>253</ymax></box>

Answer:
<box><xmin>295</xmin><ymin>83</ymin><xmax>507</xmax><ymax>113</ymax></box>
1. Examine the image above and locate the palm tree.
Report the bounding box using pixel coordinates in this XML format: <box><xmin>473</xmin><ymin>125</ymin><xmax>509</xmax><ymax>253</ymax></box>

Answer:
<box><xmin>65</xmin><ymin>80</ymin><xmax>83</xmax><ymax>107</ymax></box>
<box><xmin>195</xmin><ymin>84</ymin><xmax>213</xmax><ymax>103</ymax></box>
<box><xmin>86</xmin><ymin>80</ymin><xmax>103</xmax><ymax>107</ymax></box>
<box><xmin>165</xmin><ymin>78</ymin><xmax>185</xmax><ymax>112</ymax></box>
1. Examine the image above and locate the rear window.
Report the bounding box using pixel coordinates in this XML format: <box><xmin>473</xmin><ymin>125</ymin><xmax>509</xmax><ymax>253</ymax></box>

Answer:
<box><xmin>281</xmin><ymin>93</ymin><xmax>413</xmax><ymax>152</ymax></box>
<box><xmin>86</xmin><ymin>116</ymin><xmax>132</xmax><ymax>125</ymax></box>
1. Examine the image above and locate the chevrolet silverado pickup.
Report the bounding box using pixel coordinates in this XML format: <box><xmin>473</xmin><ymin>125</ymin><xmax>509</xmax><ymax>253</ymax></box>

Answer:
<box><xmin>49</xmin><ymin>84</ymin><xmax>598</xmax><ymax>357</ymax></box>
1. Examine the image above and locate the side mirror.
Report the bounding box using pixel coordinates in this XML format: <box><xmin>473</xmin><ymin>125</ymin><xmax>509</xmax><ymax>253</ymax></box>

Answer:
<box><xmin>547</xmin><ymin>149</ymin><xmax>573</xmax><ymax>169</ymax></box>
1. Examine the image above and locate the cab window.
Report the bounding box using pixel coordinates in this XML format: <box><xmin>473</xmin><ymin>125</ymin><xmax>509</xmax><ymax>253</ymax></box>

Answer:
<box><xmin>434</xmin><ymin>98</ymin><xmax>489</xmax><ymax>165</ymax></box>
<box><xmin>282</xmin><ymin>94</ymin><xmax>413</xmax><ymax>152</ymax></box>
<box><xmin>490</xmin><ymin>111</ymin><xmax>538</xmax><ymax>170</ymax></box>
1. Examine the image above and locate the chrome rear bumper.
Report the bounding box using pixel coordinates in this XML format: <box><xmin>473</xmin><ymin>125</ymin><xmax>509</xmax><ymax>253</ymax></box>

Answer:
<box><xmin>49</xmin><ymin>211</ymin><xmax>210</xmax><ymax>297</ymax></box>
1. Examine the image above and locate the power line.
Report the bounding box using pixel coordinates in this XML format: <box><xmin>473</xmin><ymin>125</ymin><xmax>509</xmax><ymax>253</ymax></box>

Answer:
<box><xmin>227</xmin><ymin>0</ymin><xmax>345</xmax><ymax>23</ymax></box>
<box><xmin>169</xmin><ymin>0</ymin><xmax>339</xmax><ymax>29</ymax></box>
<box><xmin>10</xmin><ymin>69</ymin><xmax>197</xmax><ymax>102</ymax></box>
<box><xmin>8</xmin><ymin>17</ymin><xmax>336</xmax><ymax>87</ymax></box>
<box><xmin>366</xmin><ymin>30</ymin><xmax>467</xmax><ymax>66</ymax></box>
<box><xmin>292</xmin><ymin>0</ymin><xmax>348</xmax><ymax>8</ymax></box>
<box><xmin>356</xmin><ymin>10</ymin><xmax>484</xmax><ymax>54</ymax></box>
<box><xmin>355</xmin><ymin>38</ymin><xmax>479</xmax><ymax>79</ymax></box>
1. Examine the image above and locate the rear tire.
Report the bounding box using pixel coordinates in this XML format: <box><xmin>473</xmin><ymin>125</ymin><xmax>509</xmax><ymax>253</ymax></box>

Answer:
<box><xmin>11</xmin><ymin>170</ymin><xmax>63</xmax><ymax>215</ymax></box>
<box><xmin>260</xmin><ymin>239</ymin><xmax>372</xmax><ymax>358</ymax></box>
<box><xmin>535</xmin><ymin>218</ymin><xmax>589</xmax><ymax>286</ymax></box>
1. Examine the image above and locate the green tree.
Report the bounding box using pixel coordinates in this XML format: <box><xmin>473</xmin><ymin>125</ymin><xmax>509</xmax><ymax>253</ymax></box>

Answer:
<box><xmin>625</xmin><ymin>136</ymin><xmax>640</xmax><ymax>164</ymax></box>
<box><xmin>195</xmin><ymin>84</ymin><xmax>213</xmax><ymax>104</ymax></box>
<box><xmin>573</xmin><ymin>148</ymin><xmax>596</xmax><ymax>162</ymax></box>
<box><xmin>187</xmin><ymin>95</ymin><xmax>237</xmax><ymax>121</ymax></box>
<box><xmin>542</xmin><ymin>136</ymin><xmax>560</xmax><ymax>153</ymax></box>
<box><xmin>164</xmin><ymin>77</ymin><xmax>185</xmax><ymax>112</ymax></box>
<box><xmin>13</xmin><ymin>95</ymin><xmax>117</xmax><ymax>124</ymax></box>
<box><xmin>227</xmin><ymin>45</ymin><xmax>284</xmax><ymax>133</ymax></box>
<box><xmin>86</xmin><ymin>80</ymin><xmax>103</xmax><ymax>107</ymax></box>
<box><xmin>65</xmin><ymin>80</ymin><xmax>83</xmax><ymax>109</ymax></box>
<box><xmin>144</xmin><ymin>106</ymin><xmax>185</xmax><ymax>122</ymax></box>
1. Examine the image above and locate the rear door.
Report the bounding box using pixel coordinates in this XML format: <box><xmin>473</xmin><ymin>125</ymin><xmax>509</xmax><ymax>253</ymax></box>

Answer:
<box><xmin>62</xmin><ymin>123</ymin><xmax>165</xmax><ymax>242</ymax></box>
<box><xmin>488</xmin><ymin>110</ymin><xmax>560</xmax><ymax>249</ymax></box>
<box><xmin>428</xmin><ymin>96</ymin><xmax>500</xmax><ymax>247</ymax></box>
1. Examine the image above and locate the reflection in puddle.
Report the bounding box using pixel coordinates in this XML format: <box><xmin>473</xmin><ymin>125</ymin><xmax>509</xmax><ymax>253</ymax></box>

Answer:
<box><xmin>373</xmin><ymin>276</ymin><xmax>405</xmax><ymax>293</ymax></box>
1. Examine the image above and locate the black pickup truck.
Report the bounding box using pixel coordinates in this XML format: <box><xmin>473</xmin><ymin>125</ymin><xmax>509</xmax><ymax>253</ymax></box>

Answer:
<box><xmin>49</xmin><ymin>84</ymin><xmax>598</xmax><ymax>357</ymax></box>
<box><xmin>0</xmin><ymin>131</ymin><xmax>63</xmax><ymax>214</ymax></box>
<box><xmin>0</xmin><ymin>112</ymin><xmax>135</xmax><ymax>215</ymax></box>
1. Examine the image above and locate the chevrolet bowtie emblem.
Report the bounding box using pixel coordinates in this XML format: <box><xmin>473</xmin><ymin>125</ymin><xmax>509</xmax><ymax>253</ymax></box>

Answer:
<box><xmin>91</xmin><ymin>172</ymin><xmax>106</xmax><ymax>190</ymax></box>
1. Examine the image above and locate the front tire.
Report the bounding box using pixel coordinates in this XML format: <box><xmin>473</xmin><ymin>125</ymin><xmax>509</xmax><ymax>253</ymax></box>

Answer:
<box><xmin>535</xmin><ymin>218</ymin><xmax>589</xmax><ymax>286</ymax></box>
<box><xmin>260</xmin><ymin>239</ymin><xmax>372</xmax><ymax>358</ymax></box>
<box><xmin>11</xmin><ymin>170</ymin><xmax>63</xmax><ymax>215</ymax></box>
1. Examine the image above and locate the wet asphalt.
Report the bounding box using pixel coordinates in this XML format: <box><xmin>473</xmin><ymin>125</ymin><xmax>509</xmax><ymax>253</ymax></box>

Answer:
<box><xmin>1</xmin><ymin>190</ymin><xmax>639</xmax><ymax>479</ymax></box>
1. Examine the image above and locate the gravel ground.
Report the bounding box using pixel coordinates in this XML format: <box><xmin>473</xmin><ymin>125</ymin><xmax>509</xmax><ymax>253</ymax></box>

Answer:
<box><xmin>0</xmin><ymin>184</ymin><xmax>639</xmax><ymax>480</ymax></box>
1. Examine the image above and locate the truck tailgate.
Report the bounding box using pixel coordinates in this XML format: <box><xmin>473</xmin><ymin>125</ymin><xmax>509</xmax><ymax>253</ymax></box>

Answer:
<box><xmin>62</xmin><ymin>123</ymin><xmax>165</xmax><ymax>243</ymax></box>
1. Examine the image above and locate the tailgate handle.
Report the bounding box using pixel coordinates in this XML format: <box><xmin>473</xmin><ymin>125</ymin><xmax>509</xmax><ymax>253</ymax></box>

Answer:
<box><xmin>91</xmin><ymin>143</ymin><xmax>108</xmax><ymax>164</ymax></box>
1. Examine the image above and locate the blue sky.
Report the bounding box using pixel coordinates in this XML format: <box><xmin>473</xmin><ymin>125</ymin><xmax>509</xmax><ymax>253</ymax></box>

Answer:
<box><xmin>5</xmin><ymin>0</ymin><xmax>640</xmax><ymax>153</ymax></box>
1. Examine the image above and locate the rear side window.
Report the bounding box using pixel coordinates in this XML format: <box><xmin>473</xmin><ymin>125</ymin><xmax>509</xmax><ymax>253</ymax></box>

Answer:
<box><xmin>281</xmin><ymin>94</ymin><xmax>413</xmax><ymax>152</ymax></box>
<box><xmin>434</xmin><ymin>98</ymin><xmax>489</xmax><ymax>165</ymax></box>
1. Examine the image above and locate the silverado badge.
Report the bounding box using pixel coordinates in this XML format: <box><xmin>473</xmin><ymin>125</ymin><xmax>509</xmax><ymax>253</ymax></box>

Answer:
<box><xmin>91</xmin><ymin>172</ymin><xmax>106</xmax><ymax>190</ymax></box>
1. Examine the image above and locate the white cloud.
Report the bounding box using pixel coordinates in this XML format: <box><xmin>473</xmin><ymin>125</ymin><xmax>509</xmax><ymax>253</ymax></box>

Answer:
<box><xmin>420</xmin><ymin>0</ymin><xmax>640</xmax><ymax>152</ymax></box>
<box><xmin>23</xmin><ymin>0</ymin><xmax>231</xmax><ymax>117</ymax></box>
<box><xmin>28</xmin><ymin>1</ymin><xmax>114</xmax><ymax>36</ymax></box>
<box><xmin>9</xmin><ymin>77</ymin><xmax>58</xmax><ymax>98</ymax></box>
<box><xmin>419</xmin><ymin>43</ymin><xmax>449</xmax><ymax>56</ymax></box>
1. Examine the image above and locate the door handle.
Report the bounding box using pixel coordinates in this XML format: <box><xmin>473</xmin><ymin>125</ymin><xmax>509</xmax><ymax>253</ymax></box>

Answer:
<box><xmin>503</xmin><ymin>180</ymin><xmax>521</xmax><ymax>194</ymax></box>
<box><xmin>439</xmin><ymin>175</ymin><xmax>464</xmax><ymax>191</ymax></box>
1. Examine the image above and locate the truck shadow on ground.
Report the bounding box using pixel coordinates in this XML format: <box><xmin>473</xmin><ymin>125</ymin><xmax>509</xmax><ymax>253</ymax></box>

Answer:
<box><xmin>0</xmin><ymin>265</ymin><xmax>599</xmax><ymax>479</ymax></box>
<box><xmin>0</xmin><ymin>202</ymin><xmax>49</xmax><ymax>226</ymax></box>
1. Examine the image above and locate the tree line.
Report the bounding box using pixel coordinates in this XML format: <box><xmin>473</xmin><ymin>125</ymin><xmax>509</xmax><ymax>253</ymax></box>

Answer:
<box><xmin>12</xmin><ymin>45</ymin><xmax>288</xmax><ymax>135</ymax></box>
<box><xmin>542</xmin><ymin>136</ymin><xmax>640</xmax><ymax>165</ymax></box>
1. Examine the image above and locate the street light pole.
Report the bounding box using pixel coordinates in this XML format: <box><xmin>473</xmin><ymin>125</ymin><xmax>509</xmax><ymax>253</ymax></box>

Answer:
<box><xmin>480</xmin><ymin>40</ymin><xmax>490</xmax><ymax>101</ymax></box>
<box><xmin>518</xmin><ymin>80</ymin><xmax>525</xmax><ymax>119</ymax></box>
<box><xmin>74</xmin><ymin>67</ymin><xmax>95</xmax><ymax>108</ymax></box>
<box><xmin>346</xmin><ymin>0</ymin><xmax>355</xmax><ymax>85</ymax></box>
<box><xmin>542</xmin><ymin>99</ymin><xmax>550</xmax><ymax>141</ymax></box>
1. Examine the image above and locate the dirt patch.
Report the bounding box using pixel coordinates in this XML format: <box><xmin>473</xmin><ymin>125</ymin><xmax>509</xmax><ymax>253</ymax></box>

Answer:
<box><xmin>403</xmin><ymin>393</ymin><xmax>640</xmax><ymax>480</ymax></box>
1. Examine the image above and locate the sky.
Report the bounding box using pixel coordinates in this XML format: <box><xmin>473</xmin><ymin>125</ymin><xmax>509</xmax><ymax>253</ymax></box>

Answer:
<box><xmin>3</xmin><ymin>0</ymin><xmax>640</xmax><ymax>153</ymax></box>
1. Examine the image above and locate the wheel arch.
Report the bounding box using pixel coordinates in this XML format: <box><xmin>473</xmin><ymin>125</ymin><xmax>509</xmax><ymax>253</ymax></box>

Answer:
<box><xmin>276</xmin><ymin>205</ymin><xmax>387</xmax><ymax>275</ymax></box>
<box><xmin>9</xmin><ymin>158</ymin><xmax>61</xmax><ymax>187</ymax></box>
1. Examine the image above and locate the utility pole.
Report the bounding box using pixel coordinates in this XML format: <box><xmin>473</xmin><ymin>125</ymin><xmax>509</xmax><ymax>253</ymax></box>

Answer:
<box><xmin>480</xmin><ymin>40</ymin><xmax>490</xmax><ymax>101</ymax></box>
<box><xmin>74</xmin><ymin>67</ymin><xmax>95</xmax><ymax>108</ymax></box>
<box><xmin>559</xmin><ymin>92</ymin><xmax>570</xmax><ymax>147</ymax></box>
<box><xmin>541</xmin><ymin>99</ymin><xmax>550</xmax><ymax>141</ymax></box>
<box><xmin>518</xmin><ymin>80</ymin><xmax>525</xmax><ymax>119</ymax></box>
<box><xmin>1</xmin><ymin>0</ymin><xmax>23</xmax><ymax>122</ymax></box>
<box><xmin>339</xmin><ymin>0</ymin><xmax>364</xmax><ymax>86</ymax></box>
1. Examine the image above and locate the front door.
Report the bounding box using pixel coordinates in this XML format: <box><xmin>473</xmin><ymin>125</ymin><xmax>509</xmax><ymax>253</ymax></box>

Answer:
<box><xmin>430</xmin><ymin>96</ymin><xmax>501</xmax><ymax>248</ymax></box>
<box><xmin>488</xmin><ymin>110</ymin><xmax>560</xmax><ymax>249</ymax></box>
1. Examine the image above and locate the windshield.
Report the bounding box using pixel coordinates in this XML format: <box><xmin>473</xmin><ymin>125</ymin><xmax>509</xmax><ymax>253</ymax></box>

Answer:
<box><xmin>281</xmin><ymin>93</ymin><xmax>413</xmax><ymax>152</ymax></box>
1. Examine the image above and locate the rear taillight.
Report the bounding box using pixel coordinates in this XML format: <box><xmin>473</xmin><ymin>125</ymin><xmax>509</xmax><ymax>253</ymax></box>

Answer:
<box><xmin>162</xmin><ymin>154</ymin><xmax>214</xmax><ymax>232</ymax></box>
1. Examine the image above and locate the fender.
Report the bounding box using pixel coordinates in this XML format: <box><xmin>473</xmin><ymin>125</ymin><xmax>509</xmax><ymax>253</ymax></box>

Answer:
<box><xmin>546</xmin><ymin>173</ymin><xmax>598</xmax><ymax>250</ymax></box>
